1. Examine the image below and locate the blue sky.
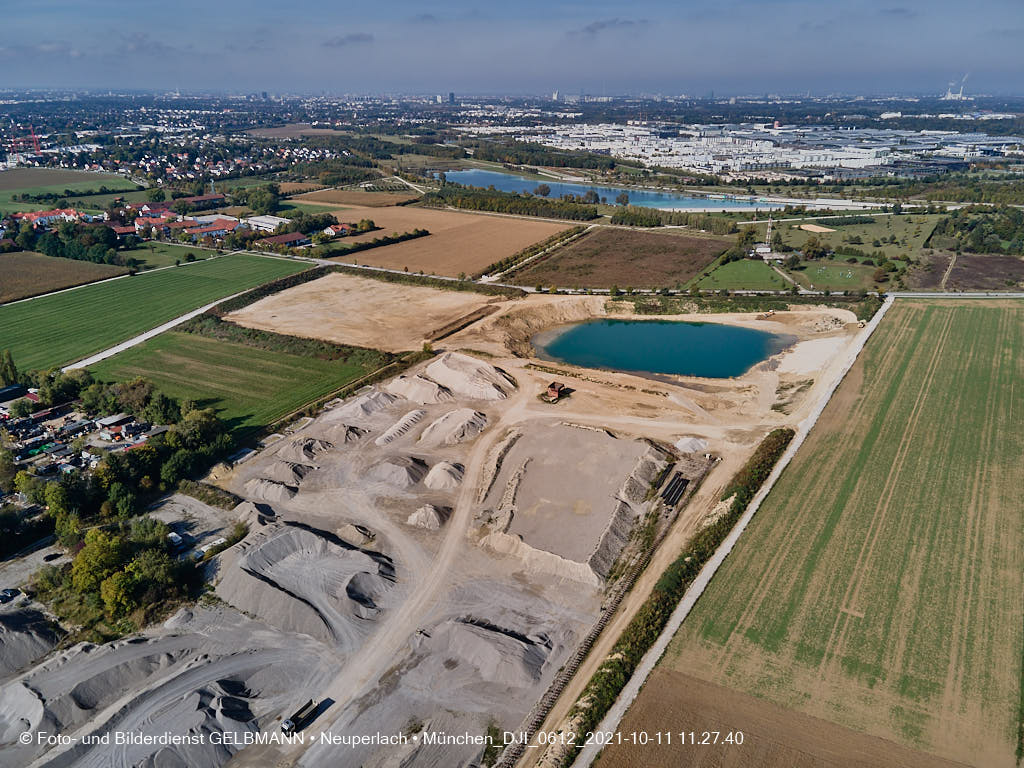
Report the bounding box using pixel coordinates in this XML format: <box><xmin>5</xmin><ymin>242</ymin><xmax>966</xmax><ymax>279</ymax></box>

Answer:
<box><xmin>1</xmin><ymin>0</ymin><xmax>1021</xmax><ymax>95</ymax></box>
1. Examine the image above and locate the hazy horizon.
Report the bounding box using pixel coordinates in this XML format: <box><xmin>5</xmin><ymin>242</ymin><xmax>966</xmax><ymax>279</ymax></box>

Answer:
<box><xmin>1</xmin><ymin>0</ymin><xmax>1022</xmax><ymax>96</ymax></box>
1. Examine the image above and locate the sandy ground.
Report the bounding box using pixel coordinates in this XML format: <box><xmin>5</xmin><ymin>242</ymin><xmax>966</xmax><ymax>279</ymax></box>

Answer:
<box><xmin>595</xmin><ymin>669</ymin><xmax>970</xmax><ymax>768</ymax></box>
<box><xmin>224</xmin><ymin>272</ymin><xmax>497</xmax><ymax>352</ymax></box>
<box><xmin>321</xmin><ymin>205</ymin><xmax>569</xmax><ymax>276</ymax></box>
<box><xmin>799</xmin><ymin>223</ymin><xmax>837</xmax><ymax>233</ymax></box>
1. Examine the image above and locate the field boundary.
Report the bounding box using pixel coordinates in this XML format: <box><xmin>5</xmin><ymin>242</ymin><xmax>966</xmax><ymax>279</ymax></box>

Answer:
<box><xmin>569</xmin><ymin>294</ymin><xmax>896</xmax><ymax>768</ymax></box>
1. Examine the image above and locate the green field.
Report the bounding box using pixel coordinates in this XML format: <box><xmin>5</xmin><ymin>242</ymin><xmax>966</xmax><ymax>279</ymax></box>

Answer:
<box><xmin>787</xmin><ymin>258</ymin><xmax>880</xmax><ymax>291</ymax></box>
<box><xmin>89</xmin><ymin>331</ymin><xmax>384</xmax><ymax>435</ymax></box>
<box><xmin>0</xmin><ymin>168</ymin><xmax>138</xmax><ymax>216</ymax></box>
<box><xmin>127</xmin><ymin>242</ymin><xmax>212</xmax><ymax>269</ymax></box>
<box><xmin>696</xmin><ymin>258</ymin><xmax>789</xmax><ymax>291</ymax></box>
<box><xmin>0</xmin><ymin>253</ymin><xmax>308</xmax><ymax>371</ymax></box>
<box><xmin>754</xmin><ymin>214</ymin><xmax>943</xmax><ymax>262</ymax></box>
<box><xmin>663</xmin><ymin>300</ymin><xmax>1024</xmax><ymax>767</ymax></box>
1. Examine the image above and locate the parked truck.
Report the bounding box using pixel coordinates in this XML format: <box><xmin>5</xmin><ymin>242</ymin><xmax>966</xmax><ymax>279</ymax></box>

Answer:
<box><xmin>281</xmin><ymin>699</ymin><xmax>318</xmax><ymax>735</ymax></box>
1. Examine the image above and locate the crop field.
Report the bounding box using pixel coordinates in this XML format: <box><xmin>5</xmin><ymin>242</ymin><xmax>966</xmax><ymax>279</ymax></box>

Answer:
<box><xmin>696</xmin><ymin>258</ymin><xmax>789</xmax><ymax>291</ymax></box>
<box><xmin>88</xmin><ymin>331</ymin><xmax>383</xmax><ymax>435</ymax></box>
<box><xmin>0</xmin><ymin>167</ymin><xmax>138</xmax><ymax>215</ymax></box>
<box><xmin>0</xmin><ymin>252</ymin><xmax>126</xmax><ymax>303</ymax></box>
<box><xmin>323</xmin><ymin>204</ymin><xmax>568</xmax><ymax>276</ymax></box>
<box><xmin>512</xmin><ymin>227</ymin><xmax>731</xmax><ymax>289</ymax></box>
<box><xmin>632</xmin><ymin>300</ymin><xmax>1024</xmax><ymax>768</ymax></box>
<box><xmin>753</xmin><ymin>213</ymin><xmax>942</xmax><ymax>262</ymax></box>
<box><xmin>0</xmin><ymin>253</ymin><xmax>308</xmax><ymax>371</ymax></box>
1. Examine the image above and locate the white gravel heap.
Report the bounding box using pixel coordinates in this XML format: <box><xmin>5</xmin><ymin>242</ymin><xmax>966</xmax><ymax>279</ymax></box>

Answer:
<box><xmin>424</xmin><ymin>461</ymin><xmax>465</xmax><ymax>490</ymax></box>
<box><xmin>424</xmin><ymin>352</ymin><xmax>515</xmax><ymax>401</ymax></box>
<box><xmin>385</xmin><ymin>374</ymin><xmax>455</xmax><ymax>404</ymax></box>
<box><xmin>418</xmin><ymin>409</ymin><xmax>489</xmax><ymax>447</ymax></box>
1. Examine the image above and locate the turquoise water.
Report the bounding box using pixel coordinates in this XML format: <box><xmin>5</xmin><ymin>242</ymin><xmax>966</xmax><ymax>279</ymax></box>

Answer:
<box><xmin>443</xmin><ymin>168</ymin><xmax>782</xmax><ymax>210</ymax></box>
<box><xmin>535</xmin><ymin>320</ymin><xmax>794</xmax><ymax>378</ymax></box>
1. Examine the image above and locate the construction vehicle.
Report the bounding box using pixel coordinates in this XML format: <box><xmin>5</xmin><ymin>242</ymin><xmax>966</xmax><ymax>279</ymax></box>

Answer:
<box><xmin>281</xmin><ymin>699</ymin><xmax>318</xmax><ymax>734</ymax></box>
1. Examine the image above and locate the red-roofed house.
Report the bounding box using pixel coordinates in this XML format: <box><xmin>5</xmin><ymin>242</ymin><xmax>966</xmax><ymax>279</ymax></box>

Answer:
<box><xmin>184</xmin><ymin>218</ymin><xmax>242</xmax><ymax>240</ymax></box>
<box><xmin>12</xmin><ymin>208</ymin><xmax>82</xmax><ymax>227</ymax></box>
<box><xmin>323</xmin><ymin>223</ymin><xmax>353</xmax><ymax>237</ymax></box>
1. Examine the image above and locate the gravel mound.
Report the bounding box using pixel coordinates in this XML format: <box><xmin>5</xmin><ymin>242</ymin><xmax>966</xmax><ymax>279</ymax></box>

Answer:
<box><xmin>217</xmin><ymin>523</ymin><xmax>395</xmax><ymax>644</ymax></box>
<box><xmin>320</xmin><ymin>424</ymin><xmax>367</xmax><ymax>445</ymax></box>
<box><xmin>406</xmin><ymin>505</ymin><xmax>452</xmax><ymax>531</ymax></box>
<box><xmin>425</xmin><ymin>618</ymin><xmax>551</xmax><ymax>688</ymax></box>
<box><xmin>424</xmin><ymin>461</ymin><xmax>465</xmax><ymax>490</ymax></box>
<box><xmin>424</xmin><ymin>352</ymin><xmax>515</xmax><ymax>401</ymax></box>
<box><xmin>385</xmin><ymin>374</ymin><xmax>455</xmax><ymax>404</ymax></box>
<box><xmin>244</xmin><ymin>478</ymin><xmax>297</xmax><ymax>502</ymax></box>
<box><xmin>0</xmin><ymin>610</ymin><xmax>58</xmax><ymax>679</ymax></box>
<box><xmin>374</xmin><ymin>409</ymin><xmax>427</xmax><ymax>446</ymax></box>
<box><xmin>277</xmin><ymin>437</ymin><xmax>334</xmax><ymax>462</ymax></box>
<box><xmin>262</xmin><ymin>461</ymin><xmax>316</xmax><ymax>485</ymax></box>
<box><xmin>329</xmin><ymin>389</ymin><xmax>399</xmax><ymax>422</ymax></box>
<box><xmin>418</xmin><ymin>409</ymin><xmax>488</xmax><ymax>447</ymax></box>
<box><xmin>675</xmin><ymin>436</ymin><xmax>709</xmax><ymax>454</ymax></box>
<box><xmin>366</xmin><ymin>456</ymin><xmax>429</xmax><ymax>489</ymax></box>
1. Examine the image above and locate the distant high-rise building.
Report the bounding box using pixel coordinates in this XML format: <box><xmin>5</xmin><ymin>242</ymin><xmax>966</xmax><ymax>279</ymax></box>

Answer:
<box><xmin>448</xmin><ymin>92</ymin><xmax>455</xmax><ymax>103</ymax></box>
<box><xmin>436</xmin><ymin>94</ymin><xmax>443</xmax><ymax>104</ymax></box>
<box><xmin>261</xmin><ymin>91</ymin><xmax>269</xmax><ymax>100</ymax></box>
<box><xmin>552</xmin><ymin>90</ymin><xmax>559</xmax><ymax>101</ymax></box>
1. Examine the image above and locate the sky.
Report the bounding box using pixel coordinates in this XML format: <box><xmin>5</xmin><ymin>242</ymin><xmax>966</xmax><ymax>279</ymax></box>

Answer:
<box><xmin>1</xmin><ymin>0</ymin><xmax>1022</xmax><ymax>96</ymax></box>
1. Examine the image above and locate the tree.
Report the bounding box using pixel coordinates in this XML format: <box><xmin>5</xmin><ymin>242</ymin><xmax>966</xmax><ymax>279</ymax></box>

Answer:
<box><xmin>783</xmin><ymin>254</ymin><xmax>800</xmax><ymax>269</ymax></box>
<box><xmin>0</xmin><ymin>449</ymin><xmax>16</xmax><ymax>492</ymax></box>
<box><xmin>107</xmin><ymin>482</ymin><xmax>138</xmax><ymax>519</ymax></box>
<box><xmin>615</xmin><ymin>192</ymin><xmax>629</xmax><ymax>206</ymax></box>
<box><xmin>146</xmin><ymin>188</ymin><xmax>166</xmax><ymax>202</ymax></box>
<box><xmin>9</xmin><ymin>398</ymin><xmax>32</xmax><ymax>418</ymax></box>
<box><xmin>0</xmin><ymin>350</ymin><xmax>18</xmax><ymax>386</ymax></box>
<box><xmin>72</xmin><ymin>529</ymin><xmax>125</xmax><ymax>594</ymax></box>
<box><xmin>100</xmin><ymin>570</ymin><xmax>137</xmax><ymax>616</ymax></box>
<box><xmin>533</xmin><ymin>184</ymin><xmax>551</xmax><ymax>197</ymax></box>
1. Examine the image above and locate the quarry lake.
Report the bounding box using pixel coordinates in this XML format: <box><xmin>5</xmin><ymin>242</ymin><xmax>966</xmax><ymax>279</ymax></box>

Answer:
<box><xmin>442</xmin><ymin>168</ymin><xmax>782</xmax><ymax>210</ymax></box>
<box><xmin>534</xmin><ymin>319</ymin><xmax>795</xmax><ymax>378</ymax></box>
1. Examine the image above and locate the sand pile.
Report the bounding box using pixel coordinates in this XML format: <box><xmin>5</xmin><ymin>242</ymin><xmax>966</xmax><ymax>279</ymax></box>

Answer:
<box><xmin>424</xmin><ymin>461</ymin><xmax>465</xmax><ymax>490</ymax></box>
<box><xmin>329</xmin><ymin>389</ymin><xmax>399</xmax><ymax>422</ymax></box>
<box><xmin>587</xmin><ymin>501</ymin><xmax>639</xmax><ymax>580</ymax></box>
<box><xmin>675</xmin><ymin>436</ymin><xmax>709</xmax><ymax>454</ymax></box>
<box><xmin>366</xmin><ymin>456</ymin><xmax>429</xmax><ymax>489</ymax></box>
<box><xmin>419</xmin><ymin>409</ymin><xmax>488</xmax><ymax>447</ymax></box>
<box><xmin>244</xmin><ymin>478</ymin><xmax>297</xmax><ymax>502</ymax></box>
<box><xmin>375</xmin><ymin>409</ymin><xmax>427</xmax><ymax>446</ymax></box>
<box><xmin>217</xmin><ymin>523</ymin><xmax>395</xmax><ymax>644</ymax></box>
<box><xmin>319</xmin><ymin>424</ymin><xmax>367</xmax><ymax>446</ymax></box>
<box><xmin>425</xmin><ymin>618</ymin><xmax>550</xmax><ymax>688</ymax></box>
<box><xmin>262</xmin><ymin>461</ymin><xmax>316</xmax><ymax>485</ymax></box>
<box><xmin>406</xmin><ymin>505</ymin><xmax>451</xmax><ymax>531</ymax></box>
<box><xmin>278</xmin><ymin>436</ymin><xmax>334</xmax><ymax>462</ymax></box>
<box><xmin>424</xmin><ymin>352</ymin><xmax>515</xmax><ymax>401</ymax></box>
<box><xmin>0</xmin><ymin>610</ymin><xmax>58</xmax><ymax>678</ymax></box>
<box><xmin>385</xmin><ymin>373</ymin><xmax>455</xmax><ymax>404</ymax></box>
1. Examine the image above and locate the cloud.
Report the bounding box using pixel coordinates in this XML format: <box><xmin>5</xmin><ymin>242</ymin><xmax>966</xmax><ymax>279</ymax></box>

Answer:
<box><xmin>116</xmin><ymin>32</ymin><xmax>180</xmax><ymax>56</ymax></box>
<box><xmin>322</xmin><ymin>32</ymin><xmax>374</xmax><ymax>48</ymax></box>
<box><xmin>569</xmin><ymin>18</ymin><xmax>649</xmax><ymax>38</ymax></box>
<box><xmin>410</xmin><ymin>13</ymin><xmax>439</xmax><ymax>24</ymax></box>
<box><xmin>0</xmin><ymin>40</ymin><xmax>83</xmax><ymax>59</ymax></box>
<box><xmin>879</xmin><ymin>7</ymin><xmax>917</xmax><ymax>18</ymax></box>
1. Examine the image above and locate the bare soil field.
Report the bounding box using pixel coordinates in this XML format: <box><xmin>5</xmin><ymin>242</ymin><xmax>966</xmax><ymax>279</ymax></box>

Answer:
<box><xmin>293</xmin><ymin>189</ymin><xmax>420</xmax><ymax>207</ymax></box>
<box><xmin>911</xmin><ymin>251</ymin><xmax>1024</xmax><ymax>291</ymax></box>
<box><xmin>659</xmin><ymin>300</ymin><xmax>1024</xmax><ymax>767</ymax></box>
<box><xmin>278</xmin><ymin>182</ymin><xmax>326</xmax><ymax>194</ymax></box>
<box><xmin>947</xmin><ymin>253</ymin><xmax>1024</xmax><ymax>290</ymax></box>
<box><xmin>596</xmin><ymin>669</ymin><xmax>969</xmax><ymax>768</ymax></box>
<box><xmin>512</xmin><ymin>228</ymin><xmax>731</xmax><ymax>289</ymax></box>
<box><xmin>224</xmin><ymin>272</ymin><xmax>497</xmax><ymax>352</ymax></box>
<box><xmin>0</xmin><ymin>251</ymin><xmax>126</xmax><ymax>303</ymax></box>
<box><xmin>322</xmin><ymin>205</ymin><xmax>569</xmax><ymax>276</ymax></box>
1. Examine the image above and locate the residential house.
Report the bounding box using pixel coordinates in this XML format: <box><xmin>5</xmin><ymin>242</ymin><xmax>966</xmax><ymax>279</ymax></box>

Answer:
<box><xmin>257</xmin><ymin>231</ymin><xmax>310</xmax><ymax>248</ymax></box>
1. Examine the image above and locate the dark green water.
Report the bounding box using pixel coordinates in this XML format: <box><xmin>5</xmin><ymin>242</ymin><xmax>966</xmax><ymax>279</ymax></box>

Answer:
<box><xmin>535</xmin><ymin>320</ymin><xmax>794</xmax><ymax>378</ymax></box>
